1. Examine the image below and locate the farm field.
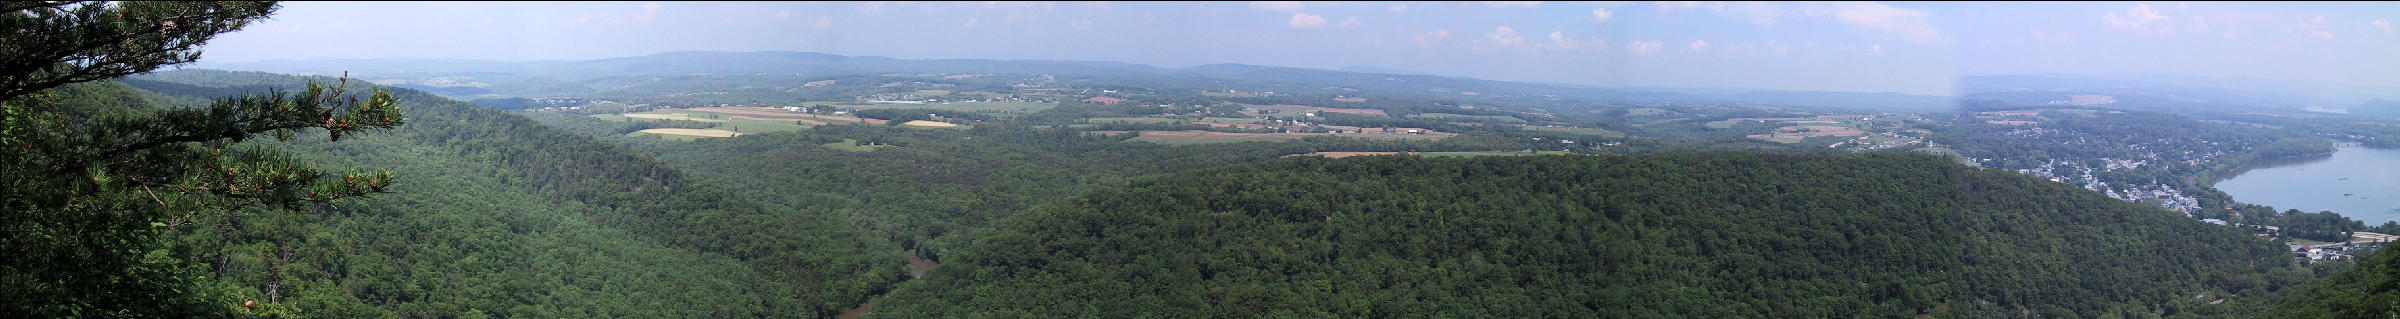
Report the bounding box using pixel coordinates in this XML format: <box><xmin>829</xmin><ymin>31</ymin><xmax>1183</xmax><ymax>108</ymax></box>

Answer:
<box><xmin>1283</xmin><ymin>150</ymin><xmax>1573</xmax><ymax>158</ymax></box>
<box><xmin>1284</xmin><ymin>151</ymin><xmax>1404</xmax><ymax>158</ymax></box>
<box><xmin>1414</xmin><ymin>150</ymin><xmax>1574</xmax><ymax>157</ymax></box>
<box><xmin>900</xmin><ymin>120</ymin><xmax>961</xmax><ymax>128</ymax></box>
<box><xmin>1086</xmin><ymin>117</ymin><xmax>1181</xmax><ymax>124</ymax></box>
<box><xmin>1200</xmin><ymin>117</ymin><xmax>1264</xmax><ymax>124</ymax></box>
<box><xmin>1625</xmin><ymin>107</ymin><xmax>1674</xmax><ymax>116</ymax></box>
<box><xmin>1243</xmin><ymin>103</ymin><xmax>1387</xmax><ymax>116</ymax></box>
<box><xmin>622</xmin><ymin>113</ymin><xmax>723</xmax><ymax>122</ymax></box>
<box><xmin>1747</xmin><ymin>125</ymin><xmax>1866</xmax><ymax>144</ymax></box>
<box><xmin>1410</xmin><ymin>113</ymin><xmax>1524</xmax><ymax>123</ymax></box>
<box><xmin>847</xmin><ymin>100</ymin><xmax>1055</xmax><ymax>115</ymax></box>
<box><xmin>630</xmin><ymin>128</ymin><xmax>742</xmax><ymax>141</ymax></box>
<box><xmin>595</xmin><ymin>108</ymin><xmax>820</xmax><ymax>135</ymax></box>
<box><xmin>1198</xmin><ymin>90</ymin><xmax>1268</xmax><ymax>98</ymax></box>
<box><xmin>1523</xmin><ymin>125</ymin><xmax>1626</xmax><ymax>138</ymax></box>
<box><xmin>684</xmin><ymin>107</ymin><xmax>888</xmax><ymax>125</ymax></box>
<box><xmin>1693</xmin><ymin>114</ymin><xmax>1931</xmax><ymax>147</ymax></box>
<box><xmin>1193</xmin><ymin>121</ymin><xmax>1274</xmax><ymax>130</ymax></box>
<box><xmin>1837</xmin><ymin>135</ymin><xmax>1921</xmax><ymax>150</ymax></box>
<box><xmin>1093</xmin><ymin>130</ymin><xmax>1454</xmax><ymax>145</ymax></box>
<box><xmin>1705</xmin><ymin>117</ymin><xmax>1812</xmax><ymax>129</ymax></box>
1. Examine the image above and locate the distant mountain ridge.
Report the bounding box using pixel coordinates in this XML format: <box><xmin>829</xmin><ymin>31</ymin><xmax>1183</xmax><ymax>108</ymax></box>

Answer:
<box><xmin>1959</xmin><ymin>74</ymin><xmax>2400</xmax><ymax>113</ymax></box>
<box><xmin>200</xmin><ymin>50</ymin><xmax>1958</xmax><ymax>112</ymax></box>
<box><xmin>1336</xmin><ymin>65</ymin><xmax>1445</xmax><ymax>77</ymax></box>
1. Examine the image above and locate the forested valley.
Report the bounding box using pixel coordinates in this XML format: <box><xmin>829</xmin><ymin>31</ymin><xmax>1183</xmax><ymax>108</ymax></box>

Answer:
<box><xmin>14</xmin><ymin>2</ymin><xmax>2400</xmax><ymax>318</ymax></box>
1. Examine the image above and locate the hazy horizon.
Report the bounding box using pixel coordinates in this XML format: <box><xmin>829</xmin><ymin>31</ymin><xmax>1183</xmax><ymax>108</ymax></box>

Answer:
<box><xmin>196</xmin><ymin>1</ymin><xmax>2400</xmax><ymax>96</ymax></box>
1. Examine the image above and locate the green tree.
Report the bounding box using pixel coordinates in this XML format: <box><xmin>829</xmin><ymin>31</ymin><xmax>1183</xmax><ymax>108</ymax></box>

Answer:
<box><xmin>1</xmin><ymin>1</ymin><xmax>403</xmax><ymax>316</ymax></box>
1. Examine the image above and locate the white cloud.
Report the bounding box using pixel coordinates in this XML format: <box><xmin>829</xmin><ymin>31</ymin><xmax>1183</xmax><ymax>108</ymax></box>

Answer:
<box><xmin>1071</xmin><ymin>19</ymin><xmax>1093</xmax><ymax>30</ymax></box>
<box><xmin>1413</xmin><ymin>29</ymin><xmax>1452</xmax><ymax>46</ymax></box>
<box><xmin>1775</xmin><ymin>45</ymin><xmax>1791</xmax><ymax>55</ymax></box>
<box><xmin>1251</xmin><ymin>1</ymin><xmax>1303</xmax><ymax>12</ymax></box>
<box><xmin>1809</xmin><ymin>2</ymin><xmax>1948</xmax><ymax>45</ymax></box>
<box><xmin>1663</xmin><ymin>1</ymin><xmax>1950</xmax><ymax>45</ymax></box>
<box><xmin>1548</xmin><ymin>31</ymin><xmax>1579</xmax><ymax>49</ymax></box>
<box><xmin>1870</xmin><ymin>44</ymin><xmax>1883</xmax><ymax>55</ymax></box>
<box><xmin>1338</xmin><ymin>16</ymin><xmax>1360</xmax><ymax>28</ymax></box>
<box><xmin>1592</xmin><ymin>7</ymin><xmax>1614</xmax><ymax>22</ymax></box>
<box><xmin>2378</xmin><ymin>19</ymin><xmax>2395</xmax><ymax>35</ymax></box>
<box><xmin>1627</xmin><ymin>40</ymin><xmax>1663</xmax><ymax>55</ymax></box>
<box><xmin>1388</xmin><ymin>5</ymin><xmax>1409</xmax><ymax>12</ymax></box>
<box><xmin>774</xmin><ymin>10</ymin><xmax>792</xmax><ymax>19</ymax></box>
<box><xmin>812</xmin><ymin>17</ymin><xmax>833</xmax><ymax>30</ymax></box>
<box><xmin>1688</xmin><ymin>39</ymin><xmax>1711</xmax><ymax>51</ymax></box>
<box><xmin>2290</xmin><ymin>15</ymin><xmax>2337</xmax><ymax>40</ymax></box>
<box><xmin>1289</xmin><ymin>13</ymin><xmax>1327</xmax><ymax>28</ymax></box>
<box><xmin>961</xmin><ymin>17</ymin><xmax>977</xmax><ymax>27</ymax></box>
<box><xmin>2104</xmin><ymin>3</ymin><xmax>2169</xmax><ymax>29</ymax></box>
<box><xmin>1481</xmin><ymin>1</ymin><xmax>1542</xmax><ymax>8</ymax></box>
<box><xmin>635</xmin><ymin>2</ymin><xmax>662</xmax><ymax>23</ymax></box>
<box><xmin>1486</xmin><ymin>26</ymin><xmax>1524</xmax><ymax>46</ymax></box>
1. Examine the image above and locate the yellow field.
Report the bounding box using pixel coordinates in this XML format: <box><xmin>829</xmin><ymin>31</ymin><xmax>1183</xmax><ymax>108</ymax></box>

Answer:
<box><xmin>623</xmin><ymin>113</ymin><xmax>724</xmax><ymax>122</ymax></box>
<box><xmin>900</xmin><ymin>120</ymin><xmax>960</xmax><ymax>127</ymax></box>
<box><xmin>636</xmin><ymin>128</ymin><xmax>742</xmax><ymax>137</ymax></box>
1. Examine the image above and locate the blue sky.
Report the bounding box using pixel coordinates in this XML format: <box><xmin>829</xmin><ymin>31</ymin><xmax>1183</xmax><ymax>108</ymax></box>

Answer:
<box><xmin>197</xmin><ymin>1</ymin><xmax>2400</xmax><ymax>96</ymax></box>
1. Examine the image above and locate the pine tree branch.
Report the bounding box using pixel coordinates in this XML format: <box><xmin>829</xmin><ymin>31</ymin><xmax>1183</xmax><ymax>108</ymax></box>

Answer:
<box><xmin>124</xmin><ymin>175</ymin><xmax>380</xmax><ymax>204</ymax></box>
<box><xmin>0</xmin><ymin>1</ymin><xmax>73</xmax><ymax>16</ymax></box>
<box><xmin>0</xmin><ymin>1</ymin><xmax>275</xmax><ymax>102</ymax></box>
<box><xmin>79</xmin><ymin>114</ymin><xmax>316</xmax><ymax>172</ymax></box>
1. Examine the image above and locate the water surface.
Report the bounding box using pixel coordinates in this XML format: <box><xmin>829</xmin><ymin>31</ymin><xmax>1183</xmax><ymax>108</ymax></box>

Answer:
<box><xmin>2216</xmin><ymin>146</ymin><xmax>2400</xmax><ymax>224</ymax></box>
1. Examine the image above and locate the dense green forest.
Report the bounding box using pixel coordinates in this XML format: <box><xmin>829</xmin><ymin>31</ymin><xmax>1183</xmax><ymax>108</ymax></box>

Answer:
<box><xmin>872</xmin><ymin>153</ymin><xmax>2309</xmax><ymax>318</ymax></box>
<box><xmin>524</xmin><ymin>108</ymin><xmax>1805</xmax><ymax>264</ymax></box>
<box><xmin>2265</xmin><ymin>242</ymin><xmax>2400</xmax><ymax>317</ymax></box>
<box><xmin>119</xmin><ymin>70</ymin><xmax>906</xmax><ymax>318</ymax></box>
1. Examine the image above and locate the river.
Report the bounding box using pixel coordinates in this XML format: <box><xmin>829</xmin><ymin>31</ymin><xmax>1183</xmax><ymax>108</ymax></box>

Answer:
<box><xmin>2215</xmin><ymin>146</ymin><xmax>2400</xmax><ymax>224</ymax></box>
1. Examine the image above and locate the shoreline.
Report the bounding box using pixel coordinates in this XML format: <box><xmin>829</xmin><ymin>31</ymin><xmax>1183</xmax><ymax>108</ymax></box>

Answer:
<box><xmin>2193</xmin><ymin>148</ymin><xmax>2341</xmax><ymax>188</ymax></box>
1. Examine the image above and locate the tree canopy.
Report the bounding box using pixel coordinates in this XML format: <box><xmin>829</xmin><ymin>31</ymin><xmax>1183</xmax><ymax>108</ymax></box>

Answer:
<box><xmin>1</xmin><ymin>1</ymin><xmax>406</xmax><ymax>316</ymax></box>
<box><xmin>875</xmin><ymin>153</ymin><xmax>2304</xmax><ymax>318</ymax></box>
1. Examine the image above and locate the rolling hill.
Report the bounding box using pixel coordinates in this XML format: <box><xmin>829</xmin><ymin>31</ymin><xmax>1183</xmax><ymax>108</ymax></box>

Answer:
<box><xmin>117</xmin><ymin>70</ymin><xmax>906</xmax><ymax>318</ymax></box>
<box><xmin>874</xmin><ymin>152</ymin><xmax>2301</xmax><ymax>318</ymax></box>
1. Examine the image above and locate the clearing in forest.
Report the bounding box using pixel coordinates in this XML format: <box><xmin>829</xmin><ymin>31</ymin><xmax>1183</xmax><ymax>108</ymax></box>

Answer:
<box><xmin>635</xmin><ymin>128</ymin><xmax>742</xmax><ymax>138</ymax></box>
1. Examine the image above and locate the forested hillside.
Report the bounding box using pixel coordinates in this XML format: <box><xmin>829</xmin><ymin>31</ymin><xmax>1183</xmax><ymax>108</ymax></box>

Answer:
<box><xmin>526</xmin><ymin>110</ymin><xmax>1793</xmax><ymax>264</ymax></box>
<box><xmin>120</xmin><ymin>70</ymin><xmax>903</xmax><ymax>317</ymax></box>
<box><xmin>873</xmin><ymin>153</ymin><xmax>2304</xmax><ymax>318</ymax></box>
<box><xmin>2267</xmin><ymin>243</ymin><xmax>2400</xmax><ymax>318</ymax></box>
